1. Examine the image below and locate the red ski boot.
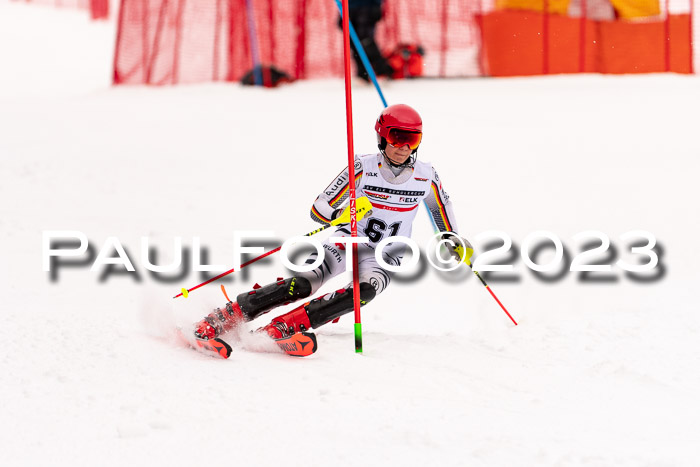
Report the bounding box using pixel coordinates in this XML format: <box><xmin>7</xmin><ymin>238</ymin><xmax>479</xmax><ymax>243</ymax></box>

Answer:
<box><xmin>193</xmin><ymin>301</ymin><xmax>245</xmax><ymax>340</ymax></box>
<box><xmin>193</xmin><ymin>277</ymin><xmax>312</xmax><ymax>340</ymax></box>
<box><xmin>259</xmin><ymin>304</ymin><xmax>312</xmax><ymax>339</ymax></box>
<box><xmin>258</xmin><ymin>283</ymin><xmax>378</xmax><ymax>338</ymax></box>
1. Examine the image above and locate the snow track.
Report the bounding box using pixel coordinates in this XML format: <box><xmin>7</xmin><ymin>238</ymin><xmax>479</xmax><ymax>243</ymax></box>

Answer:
<box><xmin>1</xmin><ymin>2</ymin><xmax>699</xmax><ymax>466</ymax></box>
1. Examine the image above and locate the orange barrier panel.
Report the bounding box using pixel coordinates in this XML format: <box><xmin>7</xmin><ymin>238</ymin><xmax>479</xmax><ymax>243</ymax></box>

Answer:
<box><xmin>669</xmin><ymin>15</ymin><xmax>693</xmax><ymax>73</ymax></box>
<box><xmin>597</xmin><ymin>14</ymin><xmax>691</xmax><ymax>73</ymax></box>
<box><xmin>479</xmin><ymin>10</ymin><xmax>551</xmax><ymax>76</ymax></box>
<box><xmin>597</xmin><ymin>20</ymin><xmax>665</xmax><ymax>73</ymax></box>
<box><xmin>479</xmin><ymin>10</ymin><xmax>598</xmax><ymax>76</ymax></box>
<box><xmin>548</xmin><ymin>14</ymin><xmax>598</xmax><ymax>74</ymax></box>
<box><xmin>479</xmin><ymin>10</ymin><xmax>692</xmax><ymax>76</ymax></box>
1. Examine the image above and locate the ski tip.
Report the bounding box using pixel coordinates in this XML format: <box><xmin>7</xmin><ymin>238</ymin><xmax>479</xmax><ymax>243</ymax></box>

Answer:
<box><xmin>209</xmin><ymin>338</ymin><xmax>233</xmax><ymax>358</ymax></box>
<box><xmin>174</xmin><ymin>327</ymin><xmax>232</xmax><ymax>359</ymax></box>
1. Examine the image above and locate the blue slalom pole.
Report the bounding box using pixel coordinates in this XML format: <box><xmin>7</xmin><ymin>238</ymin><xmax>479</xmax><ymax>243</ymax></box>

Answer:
<box><xmin>245</xmin><ymin>0</ymin><xmax>263</xmax><ymax>86</ymax></box>
<box><xmin>334</xmin><ymin>0</ymin><xmax>388</xmax><ymax>107</ymax></box>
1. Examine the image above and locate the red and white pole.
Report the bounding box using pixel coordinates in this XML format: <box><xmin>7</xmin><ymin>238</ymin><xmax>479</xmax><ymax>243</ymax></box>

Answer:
<box><xmin>340</xmin><ymin>0</ymin><xmax>363</xmax><ymax>352</ymax></box>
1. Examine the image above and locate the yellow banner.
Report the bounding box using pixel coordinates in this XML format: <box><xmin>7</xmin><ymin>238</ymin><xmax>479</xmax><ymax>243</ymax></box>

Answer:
<box><xmin>609</xmin><ymin>0</ymin><xmax>660</xmax><ymax>19</ymax></box>
<box><xmin>495</xmin><ymin>0</ymin><xmax>570</xmax><ymax>15</ymax></box>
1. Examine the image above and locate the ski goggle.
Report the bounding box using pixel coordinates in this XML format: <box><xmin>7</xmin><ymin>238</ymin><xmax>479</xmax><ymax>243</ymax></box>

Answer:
<box><xmin>386</xmin><ymin>128</ymin><xmax>422</xmax><ymax>150</ymax></box>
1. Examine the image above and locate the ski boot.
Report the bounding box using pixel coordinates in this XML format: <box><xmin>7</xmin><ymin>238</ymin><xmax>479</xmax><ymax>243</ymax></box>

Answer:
<box><xmin>259</xmin><ymin>282</ymin><xmax>376</xmax><ymax>338</ymax></box>
<box><xmin>193</xmin><ymin>301</ymin><xmax>245</xmax><ymax>340</ymax></box>
<box><xmin>193</xmin><ymin>276</ymin><xmax>312</xmax><ymax>340</ymax></box>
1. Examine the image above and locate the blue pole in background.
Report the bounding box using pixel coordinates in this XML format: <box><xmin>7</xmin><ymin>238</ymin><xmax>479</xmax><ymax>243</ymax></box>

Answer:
<box><xmin>334</xmin><ymin>0</ymin><xmax>388</xmax><ymax>107</ymax></box>
<box><xmin>245</xmin><ymin>0</ymin><xmax>263</xmax><ymax>86</ymax></box>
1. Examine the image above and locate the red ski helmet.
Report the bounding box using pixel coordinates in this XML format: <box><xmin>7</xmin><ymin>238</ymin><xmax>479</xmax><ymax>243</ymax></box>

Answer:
<box><xmin>375</xmin><ymin>104</ymin><xmax>423</xmax><ymax>156</ymax></box>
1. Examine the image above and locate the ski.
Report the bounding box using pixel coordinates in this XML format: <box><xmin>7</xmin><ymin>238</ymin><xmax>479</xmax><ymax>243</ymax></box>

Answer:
<box><xmin>175</xmin><ymin>327</ymin><xmax>232</xmax><ymax>359</ymax></box>
<box><xmin>273</xmin><ymin>331</ymin><xmax>318</xmax><ymax>357</ymax></box>
<box><xmin>175</xmin><ymin>327</ymin><xmax>318</xmax><ymax>359</ymax></box>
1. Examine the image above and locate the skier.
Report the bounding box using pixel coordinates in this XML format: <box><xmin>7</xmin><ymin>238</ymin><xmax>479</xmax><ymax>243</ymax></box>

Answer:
<box><xmin>193</xmin><ymin>104</ymin><xmax>472</xmax><ymax>341</ymax></box>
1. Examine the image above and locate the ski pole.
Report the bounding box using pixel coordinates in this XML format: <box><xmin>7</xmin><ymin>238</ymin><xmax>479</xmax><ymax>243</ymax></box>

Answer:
<box><xmin>173</xmin><ymin>198</ymin><xmax>373</xmax><ymax>299</ymax></box>
<box><xmin>450</xmin><ymin>243</ymin><xmax>518</xmax><ymax>326</ymax></box>
<box><xmin>173</xmin><ymin>224</ymin><xmax>332</xmax><ymax>299</ymax></box>
<box><xmin>469</xmin><ymin>266</ymin><xmax>518</xmax><ymax>326</ymax></box>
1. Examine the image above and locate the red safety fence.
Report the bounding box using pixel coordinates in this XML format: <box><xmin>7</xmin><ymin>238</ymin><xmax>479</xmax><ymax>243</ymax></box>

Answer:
<box><xmin>12</xmin><ymin>0</ymin><xmax>110</xmax><ymax>19</ymax></box>
<box><xmin>113</xmin><ymin>0</ymin><xmax>696</xmax><ymax>85</ymax></box>
<box><xmin>113</xmin><ymin>0</ymin><xmax>490</xmax><ymax>85</ymax></box>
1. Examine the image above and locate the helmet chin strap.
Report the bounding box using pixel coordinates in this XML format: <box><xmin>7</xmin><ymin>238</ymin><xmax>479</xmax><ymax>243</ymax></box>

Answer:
<box><xmin>382</xmin><ymin>151</ymin><xmax>416</xmax><ymax>169</ymax></box>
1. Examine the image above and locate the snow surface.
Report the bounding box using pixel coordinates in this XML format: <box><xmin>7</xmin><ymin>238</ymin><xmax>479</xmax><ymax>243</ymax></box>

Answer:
<box><xmin>1</xmin><ymin>2</ymin><xmax>700</xmax><ymax>466</ymax></box>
